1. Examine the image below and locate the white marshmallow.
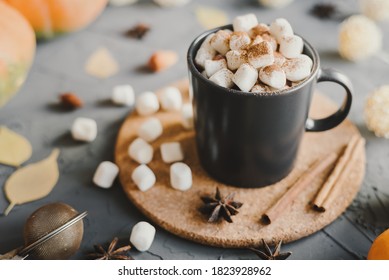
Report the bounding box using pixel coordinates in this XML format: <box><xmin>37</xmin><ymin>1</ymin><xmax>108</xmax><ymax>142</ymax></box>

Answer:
<box><xmin>280</xmin><ymin>35</ymin><xmax>304</xmax><ymax>58</ymax></box>
<box><xmin>273</xmin><ymin>51</ymin><xmax>286</xmax><ymax>66</ymax></box>
<box><xmin>232</xmin><ymin>63</ymin><xmax>259</xmax><ymax>92</ymax></box>
<box><xmin>297</xmin><ymin>54</ymin><xmax>313</xmax><ymax>69</ymax></box>
<box><xmin>71</xmin><ymin>117</ymin><xmax>97</xmax><ymax>142</ymax></box>
<box><xmin>226</xmin><ymin>50</ymin><xmax>247</xmax><ymax>71</ymax></box>
<box><xmin>161</xmin><ymin>142</ymin><xmax>184</xmax><ymax>163</ymax></box>
<box><xmin>262</xmin><ymin>33</ymin><xmax>278</xmax><ymax>51</ymax></box>
<box><xmin>209</xmin><ymin>69</ymin><xmax>234</xmax><ymax>88</ymax></box>
<box><xmin>138</xmin><ymin>117</ymin><xmax>163</xmax><ymax>142</ymax></box>
<box><xmin>283</xmin><ymin>56</ymin><xmax>312</xmax><ymax>82</ymax></box>
<box><xmin>136</xmin><ymin>91</ymin><xmax>160</xmax><ymax>116</ymax></box>
<box><xmin>181</xmin><ymin>103</ymin><xmax>194</xmax><ymax>130</ymax></box>
<box><xmin>93</xmin><ymin>161</ymin><xmax>119</xmax><ymax>189</ymax></box>
<box><xmin>128</xmin><ymin>138</ymin><xmax>153</xmax><ymax>164</ymax></box>
<box><xmin>111</xmin><ymin>85</ymin><xmax>135</xmax><ymax>106</ymax></box>
<box><xmin>210</xmin><ymin>30</ymin><xmax>231</xmax><ymax>55</ymax></box>
<box><xmin>233</xmin><ymin>13</ymin><xmax>259</xmax><ymax>32</ymax></box>
<box><xmin>130</xmin><ymin>221</ymin><xmax>156</xmax><ymax>252</ymax></box>
<box><xmin>251</xmin><ymin>35</ymin><xmax>264</xmax><ymax>46</ymax></box>
<box><xmin>247</xmin><ymin>41</ymin><xmax>274</xmax><ymax>68</ymax></box>
<box><xmin>251</xmin><ymin>83</ymin><xmax>269</xmax><ymax>93</ymax></box>
<box><xmin>229</xmin><ymin>32</ymin><xmax>251</xmax><ymax>50</ymax></box>
<box><xmin>249</xmin><ymin>23</ymin><xmax>270</xmax><ymax>38</ymax></box>
<box><xmin>259</xmin><ymin>65</ymin><xmax>286</xmax><ymax>90</ymax></box>
<box><xmin>205</xmin><ymin>59</ymin><xmax>227</xmax><ymax>78</ymax></box>
<box><xmin>270</xmin><ymin>18</ymin><xmax>294</xmax><ymax>42</ymax></box>
<box><xmin>195</xmin><ymin>34</ymin><xmax>217</xmax><ymax>68</ymax></box>
<box><xmin>153</xmin><ymin>0</ymin><xmax>190</xmax><ymax>7</ymax></box>
<box><xmin>170</xmin><ymin>162</ymin><xmax>192</xmax><ymax>191</ymax></box>
<box><xmin>131</xmin><ymin>164</ymin><xmax>156</xmax><ymax>192</ymax></box>
<box><xmin>159</xmin><ymin>86</ymin><xmax>182</xmax><ymax>111</ymax></box>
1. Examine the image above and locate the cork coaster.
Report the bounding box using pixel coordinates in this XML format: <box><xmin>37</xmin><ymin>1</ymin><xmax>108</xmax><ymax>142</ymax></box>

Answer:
<box><xmin>115</xmin><ymin>80</ymin><xmax>365</xmax><ymax>248</ymax></box>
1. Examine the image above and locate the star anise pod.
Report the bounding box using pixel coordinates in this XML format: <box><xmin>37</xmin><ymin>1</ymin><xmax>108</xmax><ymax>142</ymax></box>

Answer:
<box><xmin>200</xmin><ymin>188</ymin><xmax>243</xmax><ymax>223</ymax></box>
<box><xmin>124</xmin><ymin>23</ymin><xmax>150</xmax><ymax>39</ymax></box>
<box><xmin>88</xmin><ymin>237</ymin><xmax>133</xmax><ymax>260</ymax></box>
<box><xmin>250</xmin><ymin>239</ymin><xmax>291</xmax><ymax>260</ymax></box>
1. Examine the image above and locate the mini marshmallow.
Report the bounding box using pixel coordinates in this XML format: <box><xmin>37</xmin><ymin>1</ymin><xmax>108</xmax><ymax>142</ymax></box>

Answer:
<box><xmin>138</xmin><ymin>117</ymin><xmax>163</xmax><ymax>142</ymax></box>
<box><xmin>226</xmin><ymin>50</ymin><xmax>247</xmax><ymax>71</ymax></box>
<box><xmin>131</xmin><ymin>164</ymin><xmax>156</xmax><ymax>192</ymax></box>
<box><xmin>159</xmin><ymin>87</ymin><xmax>182</xmax><ymax>111</ymax></box>
<box><xmin>259</xmin><ymin>0</ymin><xmax>294</xmax><ymax>9</ymax></box>
<box><xmin>130</xmin><ymin>221</ymin><xmax>156</xmax><ymax>252</ymax></box>
<box><xmin>128</xmin><ymin>137</ymin><xmax>153</xmax><ymax>164</ymax></box>
<box><xmin>273</xmin><ymin>51</ymin><xmax>286</xmax><ymax>66</ymax></box>
<box><xmin>229</xmin><ymin>32</ymin><xmax>251</xmax><ymax>50</ymax></box>
<box><xmin>181</xmin><ymin>103</ymin><xmax>194</xmax><ymax>129</ymax></box>
<box><xmin>249</xmin><ymin>23</ymin><xmax>270</xmax><ymax>38</ymax></box>
<box><xmin>170</xmin><ymin>162</ymin><xmax>192</xmax><ymax>191</ymax></box>
<box><xmin>210</xmin><ymin>30</ymin><xmax>231</xmax><ymax>55</ymax></box>
<box><xmin>233</xmin><ymin>63</ymin><xmax>259</xmax><ymax>92</ymax></box>
<box><xmin>205</xmin><ymin>59</ymin><xmax>227</xmax><ymax>77</ymax></box>
<box><xmin>338</xmin><ymin>15</ymin><xmax>382</xmax><ymax>61</ymax></box>
<box><xmin>93</xmin><ymin>161</ymin><xmax>119</xmax><ymax>189</ymax></box>
<box><xmin>195</xmin><ymin>34</ymin><xmax>217</xmax><ymax>68</ymax></box>
<box><xmin>297</xmin><ymin>54</ymin><xmax>313</xmax><ymax>69</ymax></box>
<box><xmin>161</xmin><ymin>142</ymin><xmax>184</xmax><ymax>163</ymax></box>
<box><xmin>251</xmin><ymin>35</ymin><xmax>264</xmax><ymax>46</ymax></box>
<box><xmin>259</xmin><ymin>64</ymin><xmax>286</xmax><ymax>90</ymax></box>
<box><xmin>262</xmin><ymin>33</ymin><xmax>278</xmax><ymax>51</ymax></box>
<box><xmin>251</xmin><ymin>83</ymin><xmax>269</xmax><ymax>93</ymax></box>
<box><xmin>270</xmin><ymin>18</ymin><xmax>294</xmax><ymax>42</ymax></box>
<box><xmin>136</xmin><ymin>91</ymin><xmax>160</xmax><ymax>116</ymax></box>
<box><xmin>71</xmin><ymin>117</ymin><xmax>97</xmax><ymax>142</ymax></box>
<box><xmin>247</xmin><ymin>41</ymin><xmax>274</xmax><ymax>68</ymax></box>
<box><xmin>282</xmin><ymin>56</ymin><xmax>312</xmax><ymax>82</ymax></box>
<box><xmin>111</xmin><ymin>85</ymin><xmax>135</xmax><ymax>106</ymax></box>
<box><xmin>233</xmin><ymin>13</ymin><xmax>258</xmax><ymax>32</ymax></box>
<box><xmin>209</xmin><ymin>69</ymin><xmax>234</xmax><ymax>88</ymax></box>
<box><xmin>279</xmin><ymin>35</ymin><xmax>304</xmax><ymax>58</ymax></box>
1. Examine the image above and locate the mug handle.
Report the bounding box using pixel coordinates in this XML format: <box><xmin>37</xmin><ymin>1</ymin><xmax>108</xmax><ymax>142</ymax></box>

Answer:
<box><xmin>305</xmin><ymin>68</ymin><xmax>353</xmax><ymax>132</ymax></box>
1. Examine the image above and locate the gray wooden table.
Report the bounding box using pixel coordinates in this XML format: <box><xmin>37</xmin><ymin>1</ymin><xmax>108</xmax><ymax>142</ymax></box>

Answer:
<box><xmin>1</xmin><ymin>0</ymin><xmax>388</xmax><ymax>260</ymax></box>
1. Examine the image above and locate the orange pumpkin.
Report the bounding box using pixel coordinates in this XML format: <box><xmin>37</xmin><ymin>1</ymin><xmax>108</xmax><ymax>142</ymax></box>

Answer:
<box><xmin>0</xmin><ymin>2</ymin><xmax>35</xmax><ymax>107</ymax></box>
<box><xmin>3</xmin><ymin>0</ymin><xmax>108</xmax><ymax>39</ymax></box>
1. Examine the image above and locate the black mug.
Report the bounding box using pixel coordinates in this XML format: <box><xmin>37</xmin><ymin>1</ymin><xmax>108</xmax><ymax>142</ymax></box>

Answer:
<box><xmin>187</xmin><ymin>25</ymin><xmax>353</xmax><ymax>188</ymax></box>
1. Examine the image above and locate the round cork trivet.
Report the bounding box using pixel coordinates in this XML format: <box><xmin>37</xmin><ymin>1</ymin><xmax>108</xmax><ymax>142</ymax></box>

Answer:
<box><xmin>115</xmin><ymin>80</ymin><xmax>365</xmax><ymax>248</ymax></box>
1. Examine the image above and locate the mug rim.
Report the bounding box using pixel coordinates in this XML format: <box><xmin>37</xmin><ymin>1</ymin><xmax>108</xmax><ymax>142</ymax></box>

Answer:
<box><xmin>187</xmin><ymin>24</ymin><xmax>321</xmax><ymax>97</ymax></box>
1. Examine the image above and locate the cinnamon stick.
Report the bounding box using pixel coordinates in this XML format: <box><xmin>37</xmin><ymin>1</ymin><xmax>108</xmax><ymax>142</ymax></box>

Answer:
<box><xmin>312</xmin><ymin>136</ymin><xmax>363</xmax><ymax>212</ymax></box>
<box><xmin>317</xmin><ymin>138</ymin><xmax>365</xmax><ymax>212</ymax></box>
<box><xmin>261</xmin><ymin>152</ymin><xmax>338</xmax><ymax>225</ymax></box>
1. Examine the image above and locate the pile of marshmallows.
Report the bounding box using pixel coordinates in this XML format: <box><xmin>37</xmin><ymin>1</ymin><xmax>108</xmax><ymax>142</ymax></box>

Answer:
<box><xmin>195</xmin><ymin>14</ymin><xmax>313</xmax><ymax>93</ymax></box>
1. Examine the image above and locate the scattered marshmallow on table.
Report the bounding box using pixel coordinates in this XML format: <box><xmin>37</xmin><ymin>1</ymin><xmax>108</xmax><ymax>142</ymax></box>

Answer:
<box><xmin>130</xmin><ymin>221</ymin><xmax>156</xmax><ymax>252</ymax></box>
<box><xmin>259</xmin><ymin>64</ymin><xmax>287</xmax><ymax>90</ymax></box>
<box><xmin>170</xmin><ymin>162</ymin><xmax>192</xmax><ymax>191</ymax></box>
<box><xmin>270</xmin><ymin>18</ymin><xmax>294</xmax><ymax>42</ymax></box>
<box><xmin>195</xmin><ymin>34</ymin><xmax>216</xmax><ymax>68</ymax></box>
<box><xmin>136</xmin><ymin>91</ymin><xmax>160</xmax><ymax>116</ymax></box>
<box><xmin>128</xmin><ymin>137</ymin><xmax>154</xmax><ymax>164</ymax></box>
<box><xmin>205</xmin><ymin>59</ymin><xmax>227</xmax><ymax>78</ymax></box>
<box><xmin>233</xmin><ymin>13</ymin><xmax>258</xmax><ymax>32</ymax></box>
<box><xmin>209</xmin><ymin>69</ymin><xmax>234</xmax><ymax>88</ymax></box>
<box><xmin>279</xmin><ymin>35</ymin><xmax>304</xmax><ymax>58</ymax></box>
<box><xmin>210</xmin><ymin>30</ymin><xmax>231</xmax><ymax>55</ymax></box>
<box><xmin>229</xmin><ymin>32</ymin><xmax>251</xmax><ymax>50</ymax></box>
<box><xmin>247</xmin><ymin>41</ymin><xmax>275</xmax><ymax>69</ymax></box>
<box><xmin>93</xmin><ymin>161</ymin><xmax>119</xmax><ymax>189</ymax></box>
<box><xmin>159</xmin><ymin>86</ymin><xmax>182</xmax><ymax>111</ymax></box>
<box><xmin>138</xmin><ymin>117</ymin><xmax>163</xmax><ymax>142</ymax></box>
<box><xmin>111</xmin><ymin>85</ymin><xmax>135</xmax><ymax>106</ymax></box>
<box><xmin>71</xmin><ymin>117</ymin><xmax>97</xmax><ymax>142</ymax></box>
<box><xmin>233</xmin><ymin>63</ymin><xmax>258</xmax><ymax>92</ymax></box>
<box><xmin>161</xmin><ymin>142</ymin><xmax>184</xmax><ymax>163</ymax></box>
<box><xmin>131</xmin><ymin>164</ymin><xmax>156</xmax><ymax>192</ymax></box>
<box><xmin>226</xmin><ymin>50</ymin><xmax>247</xmax><ymax>71</ymax></box>
<box><xmin>282</xmin><ymin>56</ymin><xmax>312</xmax><ymax>82</ymax></box>
<box><xmin>181</xmin><ymin>103</ymin><xmax>194</xmax><ymax>130</ymax></box>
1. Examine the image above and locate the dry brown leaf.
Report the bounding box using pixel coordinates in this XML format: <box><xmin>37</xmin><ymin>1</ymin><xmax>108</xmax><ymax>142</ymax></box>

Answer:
<box><xmin>3</xmin><ymin>149</ymin><xmax>60</xmax><ymax>216</ymax></box>
<box><xmin>0</xmin><ymin>126</ymin><xmax>32</xmax><ymax>167</ymax></box>
<box><xmin>85</xmin><ymin>47</ymin><xmax>119</xmax><ymax>79</ymax></box>
<box><xmin>195</xmin><ymin>6</ymin><xmax>229</xmax><ymax>30</ymax></box>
